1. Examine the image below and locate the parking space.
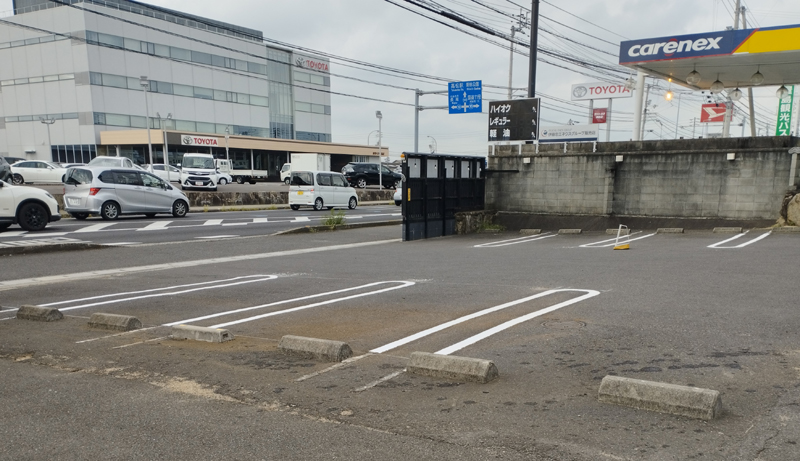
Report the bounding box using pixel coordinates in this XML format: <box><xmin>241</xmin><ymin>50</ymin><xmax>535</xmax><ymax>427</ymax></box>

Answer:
<box><xmin>2</xmin><ymin>226</ymin><xmax>799</xmax><ymax>460</ymax></box>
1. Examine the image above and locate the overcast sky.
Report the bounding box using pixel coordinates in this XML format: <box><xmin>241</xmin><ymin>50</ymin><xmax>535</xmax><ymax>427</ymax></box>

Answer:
<box><xmin>2</xmin><ymin>0</ymin><xmax>800</xmax><ymax>158</ymax></box>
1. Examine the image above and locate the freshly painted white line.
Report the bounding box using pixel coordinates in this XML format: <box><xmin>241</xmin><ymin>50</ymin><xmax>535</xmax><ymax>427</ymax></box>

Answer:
<box><xmin>112</xmin><ymin>336</ymin><xmax>168</xmax><ymax>349</ymax></box>
<box><xmin>24</xmin><ymin>232</ymin><xmax>68</xmax><ymax>237</ymax></box>
<box><xmin>295</xmin><ymin>353</ymin><xmax>374</xmax><ymax>382</ymax></box>
<box><xmin>353</xmin><ymin>370</ymin><xmax>405</xmax><ymax>392</ymax></box>
<box><xmin>0</xmin><ymin>231</ymin><xmax>28</xmax><ymax>238</ymax></box>
<box><xmin>252</xmin><ymin>218</ymin><xmax>269</xmax><ymax>223</ymax></box>
<box><xmin>294</xmin><ymin>217</ymin><xmax>311</xmax><ymax>222</ymax></box>
<box><xmin>195</xmin><ymin>235</ymin><xmax>238</xmax><ymax>239</ymax></box>
<box><xmin>435</xmin><ymin>290</ymin><xmax>600</xmax><ymax>355</ymax></box>
<box><xmin>42</xmin><ymin>275</ymin><xmax>275</xmax><ymax>307</ymax></box>
<box><xmin>222</xmin><ymin>223</ymin><xmax>248</xmax><ymax>226</ymax></box>
<box><xmin>138</xmin><ymin>221</ymin><xmax>171</xmax><ymax>231</ymax></box>
<box><xmin>56</xmin><ymin>275</ymin><xmax>278</xmax><ymax>311</ymax></box>
<box><xmin>208</xmin><ymin>281</ymin><xmax>416</xmax><ymax>328</ymax></box>
<box><xmin>579</xmin><ymin>233</ymin><xmax>656</xmax><ymax>248</ymax></box>
<box><xmin>708</xmin><ymin>231</ymin><xmax>771</xmax><ymax>249</ymax></box>
<box><xmin>203</xmin><ymin>219</ymin><xmax>224</xmax><ymax>226</ymax></box>
<box><xmin>0</xmin><ymin>239</ymin><xmax>400</xmax><ymax>292</ymax></box>
<box><xmin>164</xmin><ymin>281</ymin><xmax>409</xmax><ymax>326</ymax></box>
<box><xmin>75</xmin><ymin>326</ymin><xmax>161</xmax><ymax>344</ymax></box>
<box><xmin>473</xmin><ymin>233</ymin><xmax>555</xmax><ymax>248</ymax></box>
<box><xmin>73</xmin><ymin>223</ymin><xmax>117</xmax><ymax>233</ymax></box>
<box><xmin>371</xmin><ymin>289</ymin><xmax>598</xmax><ymax>354</ymax></box>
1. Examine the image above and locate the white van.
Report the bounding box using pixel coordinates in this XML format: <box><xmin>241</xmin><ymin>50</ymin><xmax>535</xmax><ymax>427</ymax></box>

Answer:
<box><xmin>289</xmin><ymin>170</ymin><xmax>358</xmax><ymax>211</ymax></box>
<box><xmin>180</xmin><ymin>153</ymin><xmax>219</xmax><ymax>191</ymax></box>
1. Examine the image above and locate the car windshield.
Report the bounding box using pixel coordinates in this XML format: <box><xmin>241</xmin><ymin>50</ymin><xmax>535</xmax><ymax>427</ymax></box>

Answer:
<box><xmin>89</xmin><ymin>157</ymin><xmax>124</xmax><ymax>167</ymax></box>
<box><xmin>64</xmin><ymin>168</ymin><xmax>93</xmax><ymax>185</ymax></box>
<box><xmin>281</xmin><ymin>164</ymin><xmax>290</xmax><ymax>172</ymax></box>
<box><xmin>342</xmin><ymin>164</ymin><xmax>355</xmax><ymax>173</ymax></box>
<box><xmin>183</xmin><ymin>157</ymin><xmax>215</xmax><ymax>169</ymax></box>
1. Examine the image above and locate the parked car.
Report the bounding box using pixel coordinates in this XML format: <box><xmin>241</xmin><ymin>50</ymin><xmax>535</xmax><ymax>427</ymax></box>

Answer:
<box><xmin>0</xmin><ymin>179</ymin><xmax>61</xmax><ymax>231</ymax></box>
<box><xmin>4</xmin><ymin>157</ymin><xmax>25</xmax><ymax>165</ymax></box>
<box><xmin>63</xmin><ymin>166</ymin><xmax>190</xmax><ymax>220</ymax></box>
<box><xmin>342</xmin><ymin>162</ymin><xmax>402</xmax><ymax>189</ymax></box>
<box><xmin>280</xmin><ymin>163</ymin><xmax>292</xmax><ymax>184</ymax></box>
<box><xmin>144</xmin><ymin>164</ymin><xmax>181</xmax><ymax>182</ymax></box>
<box><xmin>289</xmin><ymin>170</ymin><xmax>358</xmax><ymax>211</ymax></box>
<box><xmin>87</xmin><ymin>156</ymin><xmax>137</xmax><ymax>169</ymax></box>
<box><xmin>394</xmin><ymin>185</ymin><xmax>402</xmax><ymax>206</ymax></box>
<box><xmin>216</xmin><ymin>171</ymin><xmax>232</xmax><ymax>185</ymax></box>
<box><xmin>10</xmin><ymin>160</ymin><xmax>67</xmax><ymax>184</ymax></box>
<box><xmin>0</xmin><ymin>157</ymin><xmax>10</xmax><ymax>183</ymax></box>
<box><xmin>179</xmin><ymin>153</ymin><xmax>219</xmax><ymax>191</ymax></box>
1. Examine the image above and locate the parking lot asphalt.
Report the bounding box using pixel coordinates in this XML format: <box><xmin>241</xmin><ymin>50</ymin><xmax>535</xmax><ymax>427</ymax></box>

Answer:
<box><xmin>2</xmin><ymin>227</ymin><xmax>799</xmax><ymax>460</ymax></box>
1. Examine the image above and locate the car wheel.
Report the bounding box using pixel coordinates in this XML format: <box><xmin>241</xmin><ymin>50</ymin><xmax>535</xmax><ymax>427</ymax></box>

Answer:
<box><xmin>100</xmin><ymin>201</ymin><xmax>120</xmax><ymax>220</ymax></box>
<box><xmin>290</xmin><ymin>204</ymin><xmax>300</xmax><ymax>211</ymax></box>
<box><xmin>348</xmin><ymin>197</ymin><xmax>357</xmax><ymax>210</ymax></box>
<box><xmin>219</xmin><ymin>178</ymin><xmax>228</xmax><ymax>185</ymax></box>
<box><xmin>356</xmin><ymin>178</ymin><xmax>367</xmax><ymax>189</ymax></box>
<box><xmin>145</xmin><ymin>213</ymin><xmax>156</xmax><ymax>218</ymax></box>
<box><xmin>11</xmin><ymin>174</ymin><xmax>24</xmax><ymax>185</ymax></box>
<box><xmin>235</xmin><ymin>176</ymin><xmax>244</xmax><ymax>184</ymax></box>
<box><xmin>313</xmin><ymin>198</ymin><xmax>324</xmax><ymax>211</ymax></box>
<box><xmin>18</xmin><ymin>202</ymin><xmax>48</xmax><ymax>231</ymax></box>
<box><xmin>72</xmin><ymin>212</ymin><xmax>89</xmax><ymax>220</ymax></box>
<box><xmin>172</xmin><ymin>200</ymin><xmax>188</xmax><ymax>218</ymax></box>
<box><xmin>395</xmin><ymin>200</ymin><xmax>401</xmax><ymax>206</ymax></box>
<box><xmin>284</xmin><ymin>178</ymin><xmax>290</xmax><ymax>185</ymax></box>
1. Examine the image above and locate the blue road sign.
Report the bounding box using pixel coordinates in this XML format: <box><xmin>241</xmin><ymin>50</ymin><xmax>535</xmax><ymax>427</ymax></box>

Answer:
<box><xmin>449</xmin><ymin>80</ymin><xmax>482</xmax><ymax>114</ymax></box>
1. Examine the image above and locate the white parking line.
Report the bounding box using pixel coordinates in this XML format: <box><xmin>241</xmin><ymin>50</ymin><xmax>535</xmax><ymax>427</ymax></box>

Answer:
<box><xmin>207</xmin><ymin>281</ymin><xmax>416</xmax><ymax>329</ymax></box>
<box><xmin>578</xmin><ymin>232</ymin><xmax>656</xmax><ymax>248</ymax></box>
<box><xmin>708</xmin><ymin>231</ymin><xmax>772</xmax><ymax>249</ymax></box>
<box><xmin>473</xmin><ymin>233</ymin><xmax>555</xmax><ymax>248</ymax></box>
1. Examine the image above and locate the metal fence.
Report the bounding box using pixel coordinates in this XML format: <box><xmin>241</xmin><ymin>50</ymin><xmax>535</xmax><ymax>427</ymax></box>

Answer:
<box><xmin>401</xmin><ymin>153</ymin><xmax>486</xmax><ymax>241</ymax></box>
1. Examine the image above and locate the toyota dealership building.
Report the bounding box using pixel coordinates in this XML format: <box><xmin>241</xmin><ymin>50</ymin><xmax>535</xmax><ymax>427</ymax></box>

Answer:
<box><xmin>0</xmin><ymin>0</ymin><xmax>382</xmax><ymax>180</ymax></box>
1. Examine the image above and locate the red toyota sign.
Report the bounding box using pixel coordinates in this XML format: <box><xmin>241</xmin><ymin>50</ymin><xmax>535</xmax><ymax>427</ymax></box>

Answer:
<box><xmin>700</xmin><ymin>103</ymin><xmax>732</xmax><ymax>123</ymax></box>
<box><xmin>592</xmin><ymin>108</ymin><xmax>608</xmax><ymax>124</ymax></box>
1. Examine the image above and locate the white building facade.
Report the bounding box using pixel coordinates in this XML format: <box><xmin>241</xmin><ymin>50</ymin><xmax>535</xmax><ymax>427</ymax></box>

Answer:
<box><xmin>0</xmin><ymin>0</ymin><xmax>332</xmax><ymax>167</ymax></box>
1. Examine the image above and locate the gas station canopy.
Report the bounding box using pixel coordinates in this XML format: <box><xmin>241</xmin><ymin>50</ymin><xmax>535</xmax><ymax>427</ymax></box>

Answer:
<box><xmin>619</xmin><ymin>24</ymin><xmax>800</xmax><ymax>91</ymax></box>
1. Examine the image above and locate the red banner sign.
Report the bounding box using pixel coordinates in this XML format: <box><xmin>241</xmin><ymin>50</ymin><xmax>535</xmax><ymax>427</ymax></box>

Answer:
<box><xmin>700</xmin><ymin>103</ymin><xmax>732</xmax><ymax>123</ymax></box>
<box><xmin>592</xmin><ymin>108</ymin><xmax>608</xmax><ymax>124</ymax></box>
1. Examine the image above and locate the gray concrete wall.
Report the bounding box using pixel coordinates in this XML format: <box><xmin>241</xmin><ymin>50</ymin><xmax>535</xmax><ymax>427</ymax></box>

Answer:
<box><xmin>486</xmin><ymin>137</ymin><xmax>799</xmax><ymax>221</ymax></box>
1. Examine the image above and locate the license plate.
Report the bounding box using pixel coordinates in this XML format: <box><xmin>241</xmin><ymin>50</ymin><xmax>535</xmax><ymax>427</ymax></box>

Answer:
<box><xmin>194</xmin><ymin>181</ymin><xmax>203</xmax><ymax>186</ymax></box>
<box><xmin>297</xmin><ymin>191</ymin><xmax>303</xmax><ymax>195</ymax></box>
<box><xmin>67</xmin><ymin>198</ymin><xmax>80</xmax><ymax>206</ymax></box>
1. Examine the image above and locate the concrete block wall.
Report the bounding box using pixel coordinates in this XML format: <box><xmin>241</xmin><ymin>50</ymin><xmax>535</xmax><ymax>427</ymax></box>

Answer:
<box><xmin>486</xmin><ymin>137</ymin><xmax>799</xmax><ymax>221</ymax></box>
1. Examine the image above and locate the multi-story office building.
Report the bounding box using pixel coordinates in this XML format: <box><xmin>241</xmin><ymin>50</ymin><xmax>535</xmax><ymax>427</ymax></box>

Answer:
<box><xmin>0</xmin><ymin>0</ymin><xmax>381</xmax><ymax>179</ymax></box>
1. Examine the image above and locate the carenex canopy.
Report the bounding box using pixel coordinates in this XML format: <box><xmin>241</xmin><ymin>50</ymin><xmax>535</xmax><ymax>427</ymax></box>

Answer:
<box><xmin>619</xmin><ymin>24</ymin><xmax>800</xmax><ymax>90</ymax></box>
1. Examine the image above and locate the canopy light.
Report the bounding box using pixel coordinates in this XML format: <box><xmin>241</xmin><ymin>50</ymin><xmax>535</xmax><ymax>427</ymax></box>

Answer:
<box><xmin>776</xmin><ymin>85</ymin><xmax>790</xmax><ymax>100</ymax></box>
<box><xmin>750</xmin><ymin>71</ymin><xmax>764</xmax><ymax>86</ymax></box>
<box><xmin>710</xmin><ymin>79</ymin><xmax>724</xmax><ymax>94</ymax></box>
<box><xmin>686</xmin><ymin>70</ymin><xmax>701</xmax><ymax>85</ymax></box>
<box><xmin>664</xmin><ymin>91</ymin><xmax>674</xmax><ymax>101</ymax></box>
<box><xmin>729</xmin><ymin>88</ymin><xmax>743</xmax><ymax>101</ymax></box>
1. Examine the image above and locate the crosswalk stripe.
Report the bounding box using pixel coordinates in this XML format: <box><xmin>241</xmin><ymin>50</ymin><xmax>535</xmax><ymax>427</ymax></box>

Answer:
<box><xmin>137</xmin><ymin>221</ymin><xmax>172</xmax><ymax>231</ymax></box>
<box><xmin>294</xmin><ymin>217</ymin><xmax>310</xmax><ymax>222</ymax></box>
<box><xmin>253</xmin><ymin>218</ymin><xmax>269</xmax><ymax>223</ymax></box>
<box><xmin>0</xmin><ymin>231</ymin><xmax>28</xmax><ymax>238</ymax></box>
<box><xmin>73</xmin><ymin>223</ymin><xmax>117</xmax><ymax>233</ymax></box>
<box><xmin>203</xmin><ymin>219</ymin><xmax>223</xmax><ymax>226</ymax></box>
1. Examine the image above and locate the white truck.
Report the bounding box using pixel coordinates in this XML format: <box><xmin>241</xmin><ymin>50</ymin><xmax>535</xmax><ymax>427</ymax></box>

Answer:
<box><xmin>281</xmin><ymin>153</ymin><xmax>331</xmax><ymax>184</ymax></box>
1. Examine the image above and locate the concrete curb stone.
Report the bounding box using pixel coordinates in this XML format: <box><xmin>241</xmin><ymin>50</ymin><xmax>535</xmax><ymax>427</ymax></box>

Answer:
<box><xmin>598</xmin><ymin>375</ymin><xmax>722</xmax><ymax>420</ymax></box>
<box><xmin>406</xmin><ymin>352</ymin><xmax>499</xmax><ymax>384</ymax></box>
<box><xmin>278</xmin><ymin>335</ymin><xmax>353</xmax><ymax>362</ymax></box>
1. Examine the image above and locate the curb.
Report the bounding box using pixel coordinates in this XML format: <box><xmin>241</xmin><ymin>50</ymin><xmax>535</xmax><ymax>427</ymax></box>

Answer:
<box><xmin>274</xmin><ymin>219</ymin><xmax>401</xmax><ymax>235</ymax></box>
<box><xmin>606</xmin><ymin>228</ymin><xmax>631</xmax><ymax>235</ymax></box>
<box><xmin>773</xmin><ymin>226</ymin><xmax>800</xmax><ymax>233</ymax></box>
<box><xmin>656</xmin><ymin>228</ymin><xmax>685</xmax><ymax>234</ymax></box>
<box><xmin>598</xmin><ymin>375</ymin><xmax>722</xmax><ymax>420</ymax></box>
<box><xmin>16</xmin><ymin>305</ymin><xmax>63</xmax><ymax>322</ymax></box>
<box><xmin>88</xmin><ymin>313</ymin><xmax>142</xmax><ymax>332</ymax></box>
<box><xmin>406</xmin><ymin>352</ymin><xmax>499</xmax><ymax>384</ymax></box>
<box><xmin>171</xmin><ymin>325</ymin><xmax>234</xmax><ymax>343</ymax></box>
<box><xmin>278</xmin><ymin>335</ymin><xmax>353</xmax><ymax>362</ymax></box>
<box><xmin>558</xmin><ymin>229</ymin><xmax>582</xmax><ymax>235</ymax></box>
<box><xmin>713</xmin><ymin>227</ymin><xmax>743</xmax><ymax>233</ymax></box>
<box><xmin>519</xmin><ymin>229</ymin><xmax>541</xmax><ymax>235</ymax></box>
<box><xmin>0</xmin><ymin>242</ymin><xmax>104</xmax><ymax>257</ymax></box>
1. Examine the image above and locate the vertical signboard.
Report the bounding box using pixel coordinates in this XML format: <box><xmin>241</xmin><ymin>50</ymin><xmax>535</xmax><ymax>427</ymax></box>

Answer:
<box><xmin>776</xmin><ymin>86</ymin><xmax>794</xmax><ymax>136</ymax></box>
<box><xmin>487</xmin><ymin>98</ymin><xmax>541</xmax><ymax>142</ymax></box>
<box><xmin>592</xmin><ymin>108</ymin><xmax>608</xmax><ymax>124</ymax></box>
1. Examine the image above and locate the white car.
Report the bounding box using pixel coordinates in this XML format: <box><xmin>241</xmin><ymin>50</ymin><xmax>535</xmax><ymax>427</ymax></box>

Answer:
<box><xmin>0</xmin><ymin>179</ymin><xmax>61</xmax><ymax>231</ymax></box>
<box><xmin>145</xmin><ymin>164</ymin><xmax>181</xmax><ymax>182</ymax></box>
<box><xmin>289</xmin><ymin>170</ymin><xmax>358</xmax><ymax>211</ymax></box>
<box><xmin>10</xmin><ymin>160</ymin><xmax>67</xmax><ymax>185</ymax></box>
<box><xmin>216</xmin><ymin>171</ymin><xmax>232</xmax><ymax>186</ymax></box>
<box><xmin>180</xmin><ymin>153</ymin><xmax>219</xmax><ymax>191</ymax></box>
<box><xmin>394</xmin><ymin>186</ymin><xmax>402</xmax><ymax>206</ymax></box>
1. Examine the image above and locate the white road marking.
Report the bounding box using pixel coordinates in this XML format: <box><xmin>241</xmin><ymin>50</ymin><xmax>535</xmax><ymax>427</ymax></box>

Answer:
<box><xmin>353</xmin><ymin>370</ymin><xmax>405</xmax><ymax>392</ymax></box>
<box><xmin>53</xmin><ymin>275</ymin><xmax>278</xmax><ymax>312</ymax></box>
<box><xmin>75</xmin><ymin>326</ymin><xmax>161</xmax><ymax>344</ymax></box>
<box><xmin>195</xmin><ymin>235</ymin><xmax>238</xmax><ymax>239</ymax></box>
<box><xmin>100</xmin><ymin>242</ymin><xmax>141</xmax><ymax>246</ymax></box>
<box><xmin>579</xmin><ymin>232</ymin><xmax>656</xmax><ymax>248</ymax></box>
<box><xmin>24</xmin><ymin>232</ymin><xmax>68</xmax><ymax>237</ymax></box>
<box><xmin>222</xmin><ymin>223</ymin><xmax>248</xmax><ymax>226</ymax></box>
<box><xmin>473</xmin><ymin>233</ymin><xmax>555</xmax><ymax>248</ymax></box>
<box><xmin>138</xmin><ymin>221</ymin><xmax>172</xmax><ymax>231</ymax></box>
<box><xmin>371</xmin><ymin>289</ymin><xmax>600</xmax><ymax>354</ymax></box>
<box><xmin>295</xmin><ymin>353</ymin><xmax>374</xmax><ymax>382</ymax></box>
<box><xmin>0</xmin><ymin>231</ymin><xmax>28</xmax><ymax>238</ymax></box>
<box><xmin>73</xmin><ymin>223</ymin><xmax>117</xmax><ymax>233</ymax></box>
<box><xmin>708</xmin><ymin>231</ymin><xmax>772</xmax><ymax>249</ymax></box>
<box><xmin>0</xmin><ymin>239</ymin><xmax>400</xmax><ymax>292</ymax></box>
<box><xmin>208</xmin><ymin>281</ymin><xmax>415</xmax><ymax>328</ymax></box>
<box><xmin>113</xmin><ymin>336</ymin><xmax>168</xmax><ymax>349</ymax></box>
<box><xmin>294</xmin><ymin>217</ymin><xmax>311</xmax><ymax>222</ymax></box>
<box><xmin>0</xmin><ymin>237</ymin><xmax>89</xmax><ymax>248</ymax></box>
<box><xmin>252</xmin><ymin>218</ymin><xmax>269</xmax><ymax>223</ymax></box>
<box><xmin>42</xmin><ymin>275</ymin><xmax>276</xmax><ymax>307</ymax></box>
<box><xmin>203</xmin><ymin>219</ymin><xmax>224</xmax><ymax>226</ymax></box>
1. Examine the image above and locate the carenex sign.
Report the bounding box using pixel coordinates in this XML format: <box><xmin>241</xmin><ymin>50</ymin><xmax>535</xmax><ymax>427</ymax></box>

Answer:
<box><xmin>619</xmin><ymin>29</ymin><xmax>753</xmax><ymax>64</ymax></box>
<box><xmin>181</xmin><ymin>135</ymin><xmax>220</xmax><ymax>146</ymax></box>
<box><xmin>571</xmin><ymin>82</ymin><xmax>631</xmax><ymax>101</ymax></box>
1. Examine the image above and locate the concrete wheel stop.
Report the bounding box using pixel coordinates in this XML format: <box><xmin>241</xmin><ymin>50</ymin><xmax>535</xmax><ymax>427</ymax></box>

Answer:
<box><xmin>598</xmin><ymin>375</ymin><xmax>722</xmax><ymax>420</ymax></box>
<box><xmin>171</xmin><ymin>325</ymin><xmax>234</xmax><ymax>343</ymax></box>
<box><xmin>16</xmin><ymin>305</ymin><xmax>63</xmax><ymax>322</ymax></box>
<box><xmin>406</xmin><ymin>352</ymin><xmax>499</xmax><ymax>384</ymax></box>
<box><xmin>88</xmin><ymin>313</ymin><xmax>142</xmax><ymax>332</ymax></box>
<box><xmin>279</xmin><ymin>335</ymin><xmax>353</xmax><ymax>362</ymax></box>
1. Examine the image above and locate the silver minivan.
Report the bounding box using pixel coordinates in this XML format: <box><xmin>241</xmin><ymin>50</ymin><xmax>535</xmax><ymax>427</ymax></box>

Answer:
<box><xmin>63</xmin><ymin>166</ymin><xmax>190</xmax><ymax>220</ymax></box>
<box><xmin>289</xmin><ymin>170</ymin><xmax>358</xmax><ymax>211</ymax></box>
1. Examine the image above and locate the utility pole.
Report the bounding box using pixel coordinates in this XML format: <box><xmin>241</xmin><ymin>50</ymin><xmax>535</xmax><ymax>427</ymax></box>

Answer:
<box><xmin>741</xmin><ymin>6</ymin><xmax>756</xmax><ymax>137</ymax></box>
<box><xmin>723</xmin><ymin>0</ymin><xmax>742</xmax><ymax>138</ymax></box>
<box><xmin>507</xmin><ymin>11</ymin><xmax>526</xmax><ymax>99</ymax></box>
<box><xmin>527</xmin><ymin>0</ymin><xmax>539</xmax><ymax>98</ymax></box>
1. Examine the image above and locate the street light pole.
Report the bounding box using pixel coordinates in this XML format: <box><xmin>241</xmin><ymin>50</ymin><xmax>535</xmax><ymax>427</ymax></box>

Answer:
<box><xmin>140</xmin><ymin>76</ymin><xmax>153</xmax><ymax>169</ymax></box>
<box><xmin>376</xmin><ymin>110</ymin><xmax>383</xmax><ymax>189</ymax></box>
<box><xmin>224</xmin><ymin>126</ymin><xmax>231</xmax><ymax>165</ymax></box>
<box><xmin>39</xmin><ymin>117</ymin><xmax>55</xmax><ymax>158</ymax></box>
<box><xmin>157</xmin><ymin>112</ymin><xmax>172</xmax><ymax>178</ymax></box>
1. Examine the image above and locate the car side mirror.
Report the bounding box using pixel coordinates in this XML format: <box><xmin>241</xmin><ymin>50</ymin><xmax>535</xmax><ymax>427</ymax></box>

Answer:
<box><xmin>166</xmin><ymin>184</ymin><xmax>173</xmax><ymax>190</ymax></box>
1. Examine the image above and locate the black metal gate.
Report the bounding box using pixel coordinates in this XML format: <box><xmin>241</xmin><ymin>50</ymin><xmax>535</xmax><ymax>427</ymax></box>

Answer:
<box><xmin>401</xmin><ymin>153</ymin><xmax>486</xmax><ymax>241</ymax></box>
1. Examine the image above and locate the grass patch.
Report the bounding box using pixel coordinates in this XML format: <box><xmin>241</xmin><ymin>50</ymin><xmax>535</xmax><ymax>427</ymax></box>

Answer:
<box><xmin>322</xmin><ymin>209</ymin><xmax>347</xmax><ymax>229</ymax></box>
<box><xmin>478</xmin><ymin>222</ymin><xmax>505</xmax><ymax>233</ymax></box>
